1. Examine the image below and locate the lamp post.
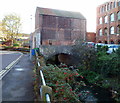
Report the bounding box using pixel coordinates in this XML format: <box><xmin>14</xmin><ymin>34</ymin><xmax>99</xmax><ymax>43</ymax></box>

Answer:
<box><xmin>30</xmin><ymin>15</ymin><xmax>32</xmax><ymax>60</ymax></box>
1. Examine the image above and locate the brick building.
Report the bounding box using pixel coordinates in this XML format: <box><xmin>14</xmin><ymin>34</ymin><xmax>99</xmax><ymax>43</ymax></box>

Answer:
<box><xmin>96</xmin><ymin>0</ymin><xmax>120</xmax><ymax>44</ymax></box>
<box><xmin>32</xmin><ymin>7</ymin><xmax>86</xmax><ymax>48</ymax></box>
<box><xmin>86</xmin><ymin>32</ymin><xmax>96</xmax><ymax>42</ymax></box>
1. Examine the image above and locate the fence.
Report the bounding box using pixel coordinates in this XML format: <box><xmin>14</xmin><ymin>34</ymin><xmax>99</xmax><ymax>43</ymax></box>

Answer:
<box><xmin>35</xmin><ymin>49</ymin><xmax>52</xmax><ymax>103</ymax></box>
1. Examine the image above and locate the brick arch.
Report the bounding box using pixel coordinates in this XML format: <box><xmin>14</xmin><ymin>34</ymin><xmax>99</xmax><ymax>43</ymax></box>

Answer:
<box><xmin>110</xmin><ymin>40</ymin><xmax>114</xmax><ymax>44</ymax></box>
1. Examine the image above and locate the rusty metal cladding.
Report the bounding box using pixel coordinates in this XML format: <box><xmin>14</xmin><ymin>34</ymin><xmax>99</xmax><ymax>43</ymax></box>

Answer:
<box><xmin>35</xmin><ymin>7</ymin><xmax>86</xmax><ymax>45</ymax></box>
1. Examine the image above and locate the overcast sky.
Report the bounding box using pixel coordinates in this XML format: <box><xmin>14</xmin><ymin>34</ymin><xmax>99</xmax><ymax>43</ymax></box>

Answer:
<box><xmin>0</xmin><ymin>0</ymin><xmax>109</xmax><ymax>34</ymax></box>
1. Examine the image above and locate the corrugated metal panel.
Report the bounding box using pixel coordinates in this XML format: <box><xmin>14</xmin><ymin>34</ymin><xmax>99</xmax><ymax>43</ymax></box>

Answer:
<box><xmin>37</xmin><ymin>7</ymin><xmax>86</xmax><ymax>19</ymax></box>
<box><xmin>42</xmin><ymin>29</ymin><xmax>56</xmax><ymax>40</ymax></box>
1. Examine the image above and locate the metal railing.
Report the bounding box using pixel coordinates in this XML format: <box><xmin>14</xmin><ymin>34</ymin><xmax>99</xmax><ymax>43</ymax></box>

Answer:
<box><xmin>35</xmin><ymin>49</ymin><xmax>52</xmax><ymax>103</ymax></box>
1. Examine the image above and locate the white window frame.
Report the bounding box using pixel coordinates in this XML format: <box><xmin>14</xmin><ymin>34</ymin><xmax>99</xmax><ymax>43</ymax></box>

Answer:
<box><xmin>110</xmin><ymin>13</ymin><xmax>115</xmax><ymax>22</ymax></box>
<box><xmin>117</xmin><ymin>25</ymin><xmax>120</xmax><ymax>34</ymax></box>
<box><xmin>104</xmin><ymin>28</ymin><xmax>107</xmax><ymax>35</ymax></box>
<box><xmin>117</xmin><ymin>11</ymin><xmax>120</xmax><ymax>20</ymax></box>
<box><xmin>99</xmin><ymin>17</ymin><xmax>102</xmax><ymax>24</ymax></box>
<box><xmin>99</xmin><ymin>29</ymin><xmax>102</xmax><ymax>36</ymax></box>
<box><xmin>104</xmin><ymin>16</ymin><xmax>108</xmax><ymax>23</ymax></box>
<box><xmin>110</xmin><ymin>27</ymin><xmax>114</xmax><ymax>34</ymax></box>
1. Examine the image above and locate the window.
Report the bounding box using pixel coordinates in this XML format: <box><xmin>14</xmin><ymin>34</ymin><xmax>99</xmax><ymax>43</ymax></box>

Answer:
<box><xmin>104</xmin><ymin>16</ymin><xmax>108</xmax><ymax>23</ymax></box>
<box><xmin>107</xmin><ymin>3</ymin><xmax>110</xmax><ymax>10</ymax></box>
<box><xmin>105</xmin><ymin>5</ymin><xmax>107</xmax><ymax>11</ymax></box>
<box><xmin>104</xmin><ymin>6</ymin><xmax>106</xmax><ymax>12</ymax></box>
<box><xmin>118</xmin><ymin>1</ymin><xmax>120</xmax><ymax>6</ymax></box>
<box><xmin>113</xmin><ymin>2</ymin><xmax>116</xmax><ymax>8</ymax></box>
<box><xmin>99</xmin><ymin>29</ymin><xmax>102</xmax><ymax>36</ymax></box>
<box><xmin>102</xmin><ymin>6</ymin><xmax>104</xmax><ymax>12</ymax></box>
<box><xmin>99</xmin><ymin>17</ymin><xmax>102</xmax><ymax>24</ymax></box>
<box><xmin>110</xmin><ymin>13</ymin><xmax>115</xmax><ymax>22</ymax></box>
<box><xmin>117</xmin><ymin>11</ymin><xmax>120</xmax><ymax>20</ymax></box>
<box><xmin>100</xmin><ymin>7</ymin><xmax>102</xmax><ymax>13</ymax></box>
<box><xmin>117</xmin><ymin>25</ymin><xmax>120</xmax><ymax>34</ymax></box>
<box><xmin>104</xmin><ymin>28</ymin><xmax>107</xmax><ymax>35</ymax></box>
<box><xmin>110</xmin><ymin>2</ymin><xmax>113</xmax><ymax>9</ymax></box>
<box><xmin>110</xmin><ymin>26</ymin><xmax>114</xmax><ymax>34</ymax></box>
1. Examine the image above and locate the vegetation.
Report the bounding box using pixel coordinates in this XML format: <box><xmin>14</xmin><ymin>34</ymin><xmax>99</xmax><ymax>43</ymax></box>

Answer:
<box><xmin>42</xmin><ymin>45</ymin><xmax>120</xmax><ymax>102</ymax></box>
<box><xmin>78</xmin><ymin>46</ymin><xmax>120</xmax><ymax>102</ymax></box>
<box><xmin>42</xmin><ymin>64</ymin><xmax>83</xmax><ymax>102</ymax></box>
<box><xmin>71</xmin><ymin>41</ymin><xmax>97</xmax><ymax>69</ymax></box>
<box><xmin>13</xmin><ymin>43</ymin><xmax>19</xmax><ymax>47</ymax></box>
<box><xmin>1</xmin><ymin>14</ymin><xmax>21</xmax><ymax>44</ymax></box>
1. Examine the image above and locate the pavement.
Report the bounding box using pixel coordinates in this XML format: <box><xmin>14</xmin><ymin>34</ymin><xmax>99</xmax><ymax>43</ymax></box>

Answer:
<box><xmin>2</xmin><ymin>53</ymin><xmax>34</xmax><ymax>102</ymax></box>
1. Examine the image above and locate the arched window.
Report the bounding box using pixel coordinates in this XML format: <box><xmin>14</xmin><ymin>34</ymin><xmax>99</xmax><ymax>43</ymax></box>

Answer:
<box><xmin>107</xmin><ymin>3</ymin><xmax>110</xmax><ymax>10</ymax></box>
<box><xmin>104</xmin><ymin>5</ymin><xmax>106</xmax><ymax>12</ymax></box>
<box><xmin>104</xmin><ymin>28</ymin><xmax>107</xmax><ymax>35</ymax></box>
<box><xmin>110</xmin><ymin>26</ymin><xmax>114</xmax><ymax>34</ymax></box>
<box><xmin>105</xmin><ymin>4</ymin><xmax>107</xmax><ymax>11</ymax></box>
<box><xmin>110</xmin><ymin>13</ymin><xmax>115</xmax><ymax>22</ymax></box>
<box><xmin>104</xmin><ymin>15</ymin><xmax>108</xmax><ymax>23</ymax></box>
<box><xmin>117</xmin><ymin>25</ymin><xmax>120</xmax><ymax>34</ymax></box>
<box><xmin>100</xmin><ymin>7</ymin><xmax>102</xmax><ymax>13</ymax></box>
<box><xmin>99</xmin><ymin>29</ymin><xmax>102</xmax><ymax>36</ymax></box>
<box><xmin>110</xmin><ymin>2</ymin><xmax>113</xmax><ymax>9</ymax></box>
<box><xmin>117</xmin><ymin>11</ymin><xmax>120</xmax><ymax>20</ymax></box>
<box><xmin>102</xmin><ymin>6</ymin><xmax>104</xmax><ymax>12</ymax></box>
<box><xmin>99</xmin><ymin>17</ymin><xmax>102</xmax><ymax>24</ymax></box>
<box><xmin>113</xmin><ymin>2</ymin><xmax>116</xmax><ymax>8</ymax></box>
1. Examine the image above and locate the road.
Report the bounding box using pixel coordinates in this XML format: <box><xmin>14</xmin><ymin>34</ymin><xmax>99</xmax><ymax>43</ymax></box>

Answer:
<box><xmin>2</xmin><ymin>53</ymin><xmax>34</xmax><ymax>101</ymax></box>
<box><xmin>0</xmin><ymin>51</ymin><xmax>21</xmax><ymax>70</ymax></box>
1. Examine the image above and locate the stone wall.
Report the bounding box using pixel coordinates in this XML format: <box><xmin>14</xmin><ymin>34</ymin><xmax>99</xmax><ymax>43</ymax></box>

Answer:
<box><xmin>39</xmin><ymin>45</ymin><xmax>73</xmax><ymax>59</ymax></box>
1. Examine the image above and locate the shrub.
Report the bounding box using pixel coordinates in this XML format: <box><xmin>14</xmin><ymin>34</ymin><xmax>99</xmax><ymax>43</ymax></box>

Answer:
<box><xmin>42</xmin><ymin>64</ymin><xmax>83</xmax><ymax>102</ymax></box>
<box><xmin>4</xmin><ymin>46</ymin><xmax>13</xmax><ymax>49</ymax></box>
<box><xmin>13</xmin><ymin>43</ymin><xmax>19</xmax><ymax>47</ymax></box>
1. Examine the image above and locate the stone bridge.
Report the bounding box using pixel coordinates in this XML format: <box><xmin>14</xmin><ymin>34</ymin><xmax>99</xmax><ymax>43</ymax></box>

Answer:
<box><xmin>39</xmin><ymin>45</ymin><xmax>73</xmax><ymax>59</ymax></box>
<box><xmin>38</xmin><ymin>45</ymin><xmax>81</xmax><ymax>66</ymax></box>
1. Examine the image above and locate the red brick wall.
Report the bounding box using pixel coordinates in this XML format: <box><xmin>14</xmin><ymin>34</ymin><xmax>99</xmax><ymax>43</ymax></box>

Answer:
<box><xmin>86</xmin><ymin>32</ymin><xmax>96</xmax><ymax>42</ymax></box>
<box><xmin>96</xmin><ymin>1</ymin><xmax>120</xmax><ymax>44</ymax></box>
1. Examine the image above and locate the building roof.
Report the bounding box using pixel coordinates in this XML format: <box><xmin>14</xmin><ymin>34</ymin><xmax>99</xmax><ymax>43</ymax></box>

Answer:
<box><xmin>36</xmin><ymin>7</ymin><xmax>86</xmax><ymax>20</ymax></box>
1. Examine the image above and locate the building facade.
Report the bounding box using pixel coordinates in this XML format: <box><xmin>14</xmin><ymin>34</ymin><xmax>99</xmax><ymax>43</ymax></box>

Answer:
<box><xmin>32</xmin><ymin>7</ymin><xmax>86</xmax><ymax>48</ymax></box>
<box><xmin>96</xmin><ymin>0</ymin><xmax>120</xmax><ymax>44</ymax></box>
<box><xmin>86</xmin><ymin>32</ymin><xmax>96</xmax><ymax>42</ymax></box>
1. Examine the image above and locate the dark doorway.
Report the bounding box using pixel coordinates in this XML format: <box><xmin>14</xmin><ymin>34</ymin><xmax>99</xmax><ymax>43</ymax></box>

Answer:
<box><xmin>110</xmin><ymin>40</ymin><xmax>114</xmax><ymax>44</ymax></box>
<box><xmin>104</xmin><ymin>41</ymin><xmax>108</xmax><ymax>44</ymax></box>
<box><xmin>118</xmin><ymin>40</ymin><xmax>120</xmax><ymax>44</ymax></box>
